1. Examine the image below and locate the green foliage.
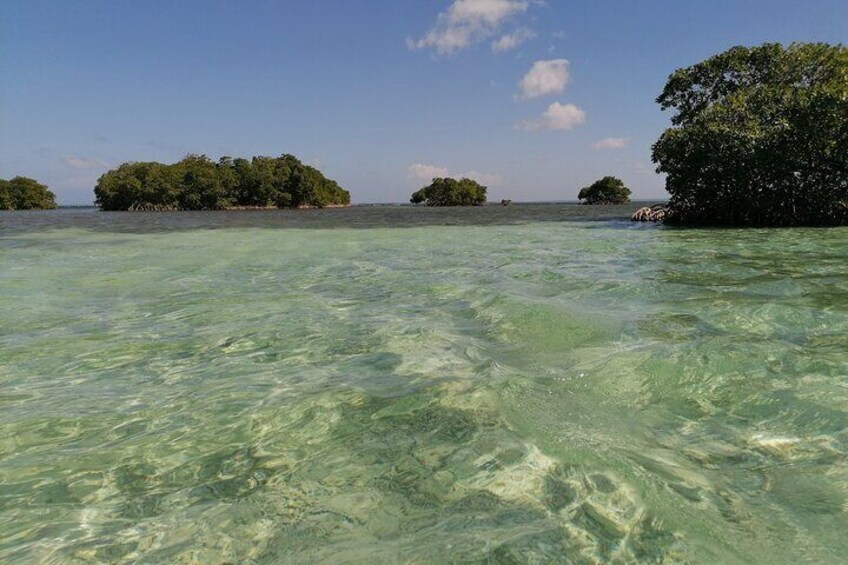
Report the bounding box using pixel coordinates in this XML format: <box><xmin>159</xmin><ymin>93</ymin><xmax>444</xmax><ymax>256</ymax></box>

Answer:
<box><xmin>410</xmin><ymin>177</ymin><xmax>487</xmax><ymax>206</ymax></box>
<box><xmin>92</xmin><ymin>162</ymin><xmax>179</xmax><ymax>211</ymax></box>
<box><xmin>0</xmin><ymin>176</ymin><xmax>57</xmax><ymax>210</ymax></box>
<box><xmin>652</xmin><ymin>42</ymin><xmax>848</xmax><ymax>226</ymax></box>
<box><xmin>175</xmin><ymin>154</ymin><xmax>229</xmax><ymax>210</ymax></box>
<box><xmin>94</xmin><ymin>154</ymin><xmax>350</xmax><ymax>211</ymax></box>
<box><xmin>578</xmin><ymin>176</ymin><xmax>631</xmax><ymax>205</ymax></box>
<box><xmin>0</xmin><ymin>179</ymin><xmax>9</xmax><ymax>209</ymax></box>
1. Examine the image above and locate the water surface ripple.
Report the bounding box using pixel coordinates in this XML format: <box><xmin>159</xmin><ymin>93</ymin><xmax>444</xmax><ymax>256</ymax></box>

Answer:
<box><xmin>1</xmin><ymin>206</ymin><xmax>846</xmax><ymax>563</ymax></box>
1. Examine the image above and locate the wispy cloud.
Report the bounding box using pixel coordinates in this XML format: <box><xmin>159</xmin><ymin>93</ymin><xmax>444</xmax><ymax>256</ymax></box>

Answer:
<box><xmin>458</xmin><ymin>170</ymin><xmax>503</xmax><ymax>185</ymax></box>
<box><xmin>408</xmin><ymin>0</ymin><xmax>531</xmax><ymax>55</ymax></box>
<box><xmin>408</xmin><ymin>163</ymin><xmax>450</xmax><ymax>181</ymax></box>
<box><xmin>408</xmin><ymin>163</ymin><xmax>501</xmax><ymax>186</ymax></box>
<box><xmin>491</xmin><ymin>28</ymin><xmax>535</xmax><ymax>52</ymax></box>
<box><xmin>63</xmin><ymin>156</ymin><xmax>110</xmax><ymax>170</ymax></box>
<box><xmin>518</xmin><ymin>59</ymin><xmax>570</xmax><ymax>99</ymax></box>
<box><xmin>592</xmin><ymin>137</ymin><xmax>630</xmax><ymax>150</ymax></box>
<box><xmin>65</xmin><ymin>172</ymin><xmax>103</xmax><ymax>189</ymax></box>
<box><xmin>634</xmin><ymin>161</ymin><xmax>655</xmax><ymax>175</ymax></box>
<box><xmin>517</xmin><ymin>102</ymin><xmax>586</xmax><ymax>131</ymax></box>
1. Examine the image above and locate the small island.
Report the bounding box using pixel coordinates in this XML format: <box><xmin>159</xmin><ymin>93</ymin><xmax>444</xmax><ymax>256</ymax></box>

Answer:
<box><xmin>652</xmin><ymin>42</ymin><xmax>848</xmax><ymax>226</ymax></box>
<box><xmin>578</xmin><ymin>176</ymin><xmax>631</xmax><ymax>205</ymax></box>
<box><xmin>410</xmin><ymin>177</ymin><xmax>487</xmax><ymax>206</ymax></box>
<box><xmin>94</xmin><ymin>154</ymin><xmax>350</xmax><ymax>211</ymax></box>
<box><xmin>0</xmin><ymin>177</ymin><xmax>57</xmax><ymax>210</ymax></box>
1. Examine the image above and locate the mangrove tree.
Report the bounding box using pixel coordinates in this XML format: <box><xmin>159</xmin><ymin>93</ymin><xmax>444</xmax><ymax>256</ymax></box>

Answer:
<box><xmin>578</xmin><ymin>176</ymin><xmax>631</xmax><ymax>205</ymax></box>
<box><xmin>410</xmin><ymin>177</ymin><xmax>487</xmax><ymax>206</ymax></box>
<box><xmin>652</xmin><ymin>42</ymin><xmax>848</xmax><ymax>226</ymax></box>
<box><xmin>0</xmin><ymin>177</ymin><xmax>57</xmax><ymax>210</ymax></box>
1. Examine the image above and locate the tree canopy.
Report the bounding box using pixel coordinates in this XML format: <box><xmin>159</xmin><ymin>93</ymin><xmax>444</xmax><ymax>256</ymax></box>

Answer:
<box><xmin>94</xmin><ymin>154</ymin><xmax>350</xmax><ymax>211</ymax></box>
<box><xmin>410</xmin><ymin>177</ymin><xmax>487</xmax><ymax>206</ymax></box>
<box><xmin>0</xmin><ymin>177</ymin><xmax>57</xmax><ymax>210</ymax></box>
<box><xmin>652</xmin><ymin>42</ymin><xmax>848</xmax><ymax>226</ymax></box>
<box><xmin>578</xmin><ymin>176</ymin><xmax>631</xmax><ymax>205</ymax></box>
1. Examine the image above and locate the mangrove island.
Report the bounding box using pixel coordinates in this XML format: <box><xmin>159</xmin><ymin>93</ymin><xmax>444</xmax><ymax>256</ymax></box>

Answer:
<box><xmin>410</xmin><ymin>177</ymin><xmax>487</xmax><ymax>206</ymax></box>
<box><xmin>578</xmin><ymin>176</ymin><xmax>631</xmax><ymax>205</ymax></box>
<box><xmin>94</xmin><ymin>153</ymin><xmax>350</xmax><ymax>211</ymax></box>
<box><xmin>0</xmin><ymin>177</ymin><xmax>57</xmax><ymax>210</ymax></box>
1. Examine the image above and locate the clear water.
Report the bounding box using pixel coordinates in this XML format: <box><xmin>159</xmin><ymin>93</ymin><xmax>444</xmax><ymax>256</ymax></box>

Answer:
<box><xmin>1</xmin><ymin>206</ymin><xmax>846</xmax><ymax>563</ymax></box>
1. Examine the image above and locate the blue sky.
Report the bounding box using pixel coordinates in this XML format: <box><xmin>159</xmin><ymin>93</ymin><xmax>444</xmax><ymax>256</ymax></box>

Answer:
<box><xmin>2</xmin><ymin>0</ymin><xmax>846</xmax><ymax>204</ymax></box>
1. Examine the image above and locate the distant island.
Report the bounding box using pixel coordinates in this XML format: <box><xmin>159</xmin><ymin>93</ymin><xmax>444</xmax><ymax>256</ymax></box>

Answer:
<box><xmin>410</xmin><ymin>177</ymin><xmax>487</xmax><ymax>206</ymax></box>
<box><xmin>94</xmin><ymin>154</ymin><xmax>350</xmax><ymax>211</ymax></box>
<box><xmin>578</xmin><ymin>176</ymin><xmax>631</xmax><ymax>205</ymax></box>
<box><xmin>0</xmin><ymin>177</ymin><xmax>57</xmax><ymax>210</ymax></box>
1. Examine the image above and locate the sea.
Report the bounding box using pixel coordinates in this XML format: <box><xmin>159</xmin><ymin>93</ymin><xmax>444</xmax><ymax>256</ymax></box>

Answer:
<box><xmin>1</xmin><ymin>204</ymin><xmax>847</xmax><ymax>563</ymax></box>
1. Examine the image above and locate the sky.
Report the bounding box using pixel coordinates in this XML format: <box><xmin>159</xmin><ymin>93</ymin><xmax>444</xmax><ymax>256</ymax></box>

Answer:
<box><xmin>2</xmin><ymin>0</ymin><xmax>846</xmax><ymax>205</ymax></box>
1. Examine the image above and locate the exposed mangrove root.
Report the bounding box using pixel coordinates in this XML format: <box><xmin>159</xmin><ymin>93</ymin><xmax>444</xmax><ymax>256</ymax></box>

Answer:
<box><xmin>631</xmin><ymin>204</ymin><xmax>668</xmax><ymax>222</ymax></box>
<box><xmin>127</xmin><ymin>202</ymin><xmax>182</xmax><ymax>212</ymax></box>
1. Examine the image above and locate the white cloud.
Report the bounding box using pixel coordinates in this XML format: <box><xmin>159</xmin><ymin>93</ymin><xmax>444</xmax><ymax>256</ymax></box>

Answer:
<box><xmin>408</xmin><ymin>163</ymin><xmax>450</xmax><ymax>181</ymax></box>
<box><xmin>63</xmin><ymin>156</ymin><xmax>110</xmax><ymax>170</ymax></box>
<box><xmin>517</xmin><ymin>102</ymin><xmax>586</xmax><ymax>131</ymax></box>
<box><xmin>491</xmin><ymin>28</ymin><xmax>535</xmax><ymax>52</ymax></box>
<box><xmin>408</xmin><ymin>163</ymin><xmax>501</xmax><ymax>186</ymax></box>
<box><xmin>518</xmin><ymin>59</ymin><xmax>570</xmax><ymax>99</ymax></box>
<box><xmin>449</xmin><ymin>0</ymin><xmax>528</xmax><ymax>25</ymax></box>
<box><xmin>592</xmin><ymin>137</ymin><xmax>630</xmax><ymax>150</ymax></box>
<box><xmin>408</xmin><ymin>0</ymin><xmax>530</xmax><ymax>55</ymax></box>
<box><xmin>457</xmin><ymin>170</ymin><xmax>503</xmax><ymax>185</ymax></box>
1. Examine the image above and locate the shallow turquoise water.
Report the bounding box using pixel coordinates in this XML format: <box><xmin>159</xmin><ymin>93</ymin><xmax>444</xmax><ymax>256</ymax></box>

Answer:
<box><xmin>1</xmin><ymin>207</ymin><xmax>847</xmax><ymax>563</ymax></box>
